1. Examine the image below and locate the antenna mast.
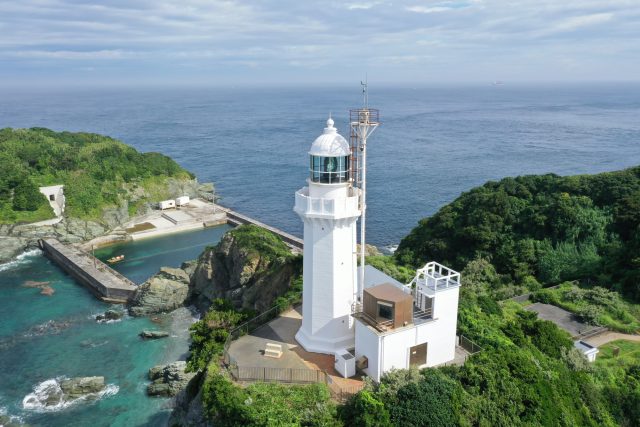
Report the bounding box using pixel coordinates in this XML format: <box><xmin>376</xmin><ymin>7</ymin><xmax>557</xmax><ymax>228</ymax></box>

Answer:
<box><xmin>350</xmin><ymin>80</ymin><xmax>379</xmax><ymax>301</ymax></box>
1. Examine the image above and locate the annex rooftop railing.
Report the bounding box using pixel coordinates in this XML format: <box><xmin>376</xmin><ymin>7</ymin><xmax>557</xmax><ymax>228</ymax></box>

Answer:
<box><xmin>294</xmin><ymin>187</ymin><xmax>360</xmax><ymax>219</ymax></box>
<box><xmin>407</xmin><ymin>261</ymin><xmax>461</xmax><ymax>295</ymax></box>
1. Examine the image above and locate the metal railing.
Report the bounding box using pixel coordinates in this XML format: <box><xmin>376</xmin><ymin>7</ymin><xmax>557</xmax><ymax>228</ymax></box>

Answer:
<box><xmin>229</xmin><ymin>366</ymin><xmax>326</xmax><ymax>384</ymax></box>
<box><xmin>459</xmin><ymin>335</ymin><xmax>482</xmax><ymax>355</ymax></box>
<box><xmin>223</xmin><ymin>304</ymin><xmax>282</xmax><ymax>364</ymax></box>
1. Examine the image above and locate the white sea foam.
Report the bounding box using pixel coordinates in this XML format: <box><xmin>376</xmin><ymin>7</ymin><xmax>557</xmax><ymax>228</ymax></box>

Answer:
<box><xmin>0</xmin><ymin>406</ymin><xmax>25</xmax><ymax>426</ymax></box>
<box><xmin>22</xmin><ymin>378</ymin><xmax>119</xmax><ymax>412</ymax></box>
<box><xmin>0</xmin><ymin>249</ymin><xmax>42</xmax><ymax>272</ymax></box>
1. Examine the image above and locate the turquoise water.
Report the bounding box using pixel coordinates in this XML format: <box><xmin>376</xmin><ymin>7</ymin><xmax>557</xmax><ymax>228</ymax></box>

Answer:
<box><xmin>0</xmin><ymin>225</ymin><xmax>230</xmax><ymax>426</ymax></box>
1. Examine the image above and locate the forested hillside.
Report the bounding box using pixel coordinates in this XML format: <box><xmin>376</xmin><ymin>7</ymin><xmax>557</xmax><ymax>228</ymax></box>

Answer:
<box><xmin>176</xmin><ymin>168</ymin><xmax>640</xmax><ymax>426</ymax></box>
<box><xmin>0</xmin><ymin>128</ymin><xmax>193</xmax><ymax>223</ymax></box>
<box><xmin>396</xmin><ymin>167</ymin><xmax>640</xmax><ymax>301</ymax></box>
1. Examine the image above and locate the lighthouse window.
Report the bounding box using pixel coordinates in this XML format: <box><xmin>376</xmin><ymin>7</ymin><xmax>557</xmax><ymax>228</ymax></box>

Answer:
<box><xmin>309</xmin><ymin>155</ymin><xmax>350</xmax><ymax>184</ymax></box>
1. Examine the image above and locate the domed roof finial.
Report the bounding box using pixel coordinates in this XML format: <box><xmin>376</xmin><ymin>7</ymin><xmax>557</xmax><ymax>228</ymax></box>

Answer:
<box><xmin>326</xmin><ymin>116</ymin><xmax>334</xmax><ymax>128</ymax></box>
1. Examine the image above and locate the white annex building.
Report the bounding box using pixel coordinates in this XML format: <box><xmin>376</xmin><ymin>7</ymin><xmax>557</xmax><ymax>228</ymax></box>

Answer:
<box><xmin>294</xmin><ymin>115</ymin><xmax>462</xmax><ymax>382</ymax></box>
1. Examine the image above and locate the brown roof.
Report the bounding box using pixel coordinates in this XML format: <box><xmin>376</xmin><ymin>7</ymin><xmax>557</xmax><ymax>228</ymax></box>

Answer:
<box><xmin>364</xmin><ymin>283</ymin><xmax>413</xmax><ymax>303</ymax></box>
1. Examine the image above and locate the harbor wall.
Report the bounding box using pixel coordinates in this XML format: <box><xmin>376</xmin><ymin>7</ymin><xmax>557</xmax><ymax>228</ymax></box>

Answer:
<box><xmin>39</xmin><ymin>239</ymin><xmax>136</xmax><ymax>303</ymax></box>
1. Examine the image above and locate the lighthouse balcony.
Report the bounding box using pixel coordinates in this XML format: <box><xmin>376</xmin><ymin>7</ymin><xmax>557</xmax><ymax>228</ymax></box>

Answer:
<box><xmin>294</xmin><ymin>187</ymin><xmax>360</xmax><ymax>219</ymax></box>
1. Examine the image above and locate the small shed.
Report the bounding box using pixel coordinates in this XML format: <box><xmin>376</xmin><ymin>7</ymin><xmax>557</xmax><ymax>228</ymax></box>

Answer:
<box><xmin>363</xmin><ymin>283</ymin><xmax>413</xmax><ymax>330</ymax></box>
<box><xmin>159</xmin><ymin>200</ymin><xmax>176</xmax><ymax>210</ymax></box>
<box><xmin>176</xmin><ymin>196</ymin><xmax>190</xmax><ymax>207</ymax></box>
<box><xmin>574</xmin><ymin>340</ymin><xmax>599</xmax><ymax>362</ymax></box>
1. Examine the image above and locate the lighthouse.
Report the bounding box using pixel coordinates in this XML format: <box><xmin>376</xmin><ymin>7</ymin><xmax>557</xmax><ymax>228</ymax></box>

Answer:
<box><xmin>293</xmin><ymin>117</ymin><xmax>361</xmax><ymax>354</ymax></box>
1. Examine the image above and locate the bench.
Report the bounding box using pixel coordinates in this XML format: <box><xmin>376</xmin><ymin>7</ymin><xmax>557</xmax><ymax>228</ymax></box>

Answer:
<box><xmin>264</xmin><ymin>343</ymin><xmax>283</xmax><ymax>359</ymax></box>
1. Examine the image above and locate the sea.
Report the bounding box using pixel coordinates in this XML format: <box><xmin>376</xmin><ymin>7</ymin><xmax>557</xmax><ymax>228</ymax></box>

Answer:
<box><xmin>1</xmin><ymin>83</ymin><xmax>640</xmax><ymax>425</ymax></box>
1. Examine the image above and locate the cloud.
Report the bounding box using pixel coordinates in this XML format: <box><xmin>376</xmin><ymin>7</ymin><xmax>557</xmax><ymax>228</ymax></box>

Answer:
<box><xmin>406</xmin><ymin>6</ymin><xmax>452</xmax><ymax>14</ymax></box>
<box><xmin>0</xmin><ymin>0</ymin><xmax>638</xmax><ymax>84</ymax></box>
<box><xmin>551</xmin><ymin>12</ymin><xmax>614</xmax><ymax>32</ymax></box>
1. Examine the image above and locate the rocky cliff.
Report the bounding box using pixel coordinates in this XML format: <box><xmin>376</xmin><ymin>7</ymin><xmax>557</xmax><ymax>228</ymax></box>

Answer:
<box><xmin>189</xmin><ymin>224</ymin><xmax>300</xmax><ymax>312</ymax></box>
<box><xmin>128</xmin><ymin>267</ymin><xmax>191</xmax><ymax>316</ymax></box>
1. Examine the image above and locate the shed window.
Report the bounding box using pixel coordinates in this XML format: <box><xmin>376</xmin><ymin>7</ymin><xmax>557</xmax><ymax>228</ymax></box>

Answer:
<box><xmin>377</xmin><ymin>301</ymin><xmax>393</xmax><ymax>321</ymax></box>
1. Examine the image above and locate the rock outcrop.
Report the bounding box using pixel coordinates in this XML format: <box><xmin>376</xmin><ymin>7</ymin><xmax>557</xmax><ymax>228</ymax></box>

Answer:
<box><xmin>168</xmin><ymin>373</ymin><xmax>209</xmax><ymax>427</ymax></box>
<box><xmin>140</xmin><ymin>330</ymin><xmax>170</xmax><ymax>339</ymax></box>
<box><xmin>59</xmin><ymin>377</ymin><xmax>105</xmax><ymax>398</ymax></box>
<box><xmin>0</xmin><ymin>235</ymin><xmax>30</xmax><ymax>263</ymax></box>
<box><xmin>147</xmin><ymin>361</ymin><xmax>196</xmax><ymax>397</ymax></box>
<box><xmin>96</xmin><ymin>309</ymin><xmax>124</xmax><ymax>322</ymax></box>
<box><xmin>128</xmin><ymin>267</ymin><xmax>190</xmax><ymax>316</ymax></box>
<box><xmin>189</xmin><ymin>225</ymin><xmax>300</xmax><ymax>312</ymax></box>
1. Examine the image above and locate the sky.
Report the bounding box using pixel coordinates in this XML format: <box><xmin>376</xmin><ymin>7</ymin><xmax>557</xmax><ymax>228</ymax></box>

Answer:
<box><xmin>0</xmin><ymin>0</ymin><xmax>639</xmax><ymax>87</ymax></box>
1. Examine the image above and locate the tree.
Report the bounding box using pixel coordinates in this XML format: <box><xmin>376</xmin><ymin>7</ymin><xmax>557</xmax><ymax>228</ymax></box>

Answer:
<box><xmin>12</xmin><ymin>178</ymin><xmax>44</xmax><ymax>211</ymax></box>
<box><xmin>389</xmin><ymin>370</ymin><xmax>460</xmax><ymax>427</ymax></box>
<box><xmin>340</xmin><ymin>390</ymin><xmax>390</xmax><ymax>427</ymax></box>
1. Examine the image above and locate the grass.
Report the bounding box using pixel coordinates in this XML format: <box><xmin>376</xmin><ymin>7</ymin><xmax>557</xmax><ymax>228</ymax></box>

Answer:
<box><xmin>531</xmin><ymin>282</ymin><xmax>640</xmax><ymax>333</ymax></box>
<box><xmin>595</xmin><ymin>339</ymin><xmax>640</xmax><ymax>369</ymax></box>
<box><xmin>0</xmin><ymin>202</ymin><xmax>55</xmax><ymax>225</ymax></box>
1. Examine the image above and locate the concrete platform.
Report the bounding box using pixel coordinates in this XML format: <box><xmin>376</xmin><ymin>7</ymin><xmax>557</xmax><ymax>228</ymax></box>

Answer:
<box><xmin>526</xmin><ymin>302</ymin><xmax>592</xmax><ymax>336</ymax></box>
<box><xmin>227</xmin><ymin>306</ymin><xmax>363</xmax><ymax>390</ymax></box>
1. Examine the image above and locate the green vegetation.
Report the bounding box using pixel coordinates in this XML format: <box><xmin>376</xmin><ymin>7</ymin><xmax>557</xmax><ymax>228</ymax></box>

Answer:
<box><xmin>0</xmin><ymin>127</ymin><xmax>193</xmax><ymax>223</ymax></box>
<box><xmin>202</xmin><ymin>366</ymin><xmax>339</xmax><ymax>426</ymax></box>
<box><xmin>596</xmin><ymin>340</ymin><xmax>640</xmax><ymax>368</ymax></box>
<box><xmin>531</xmin><ymin>283</ymin><xmax>640</xmax><ymax>333</ymax></box>
<box><xmin>186</xmin><ymin>167</ymin><xmax>640</xmax><ymax>426</ymax></box>
<box><xmin>395</xmin><ymin>167</ymin><xmax>640</xmax><ymax>302</ymax></box>
<box><xmin>226</xmin><ymin>223</ymin><xmax>295</xmax><ymax>262</ymax></box>
<box><xmin>365</xmin><ymin>255</ymin><xmax>414</xmax><ymax>283</ymax></box>
<box><xmin>187</xmin><ymin>299</ymin><xmax>249</xmax><ymax>372</ymax></box>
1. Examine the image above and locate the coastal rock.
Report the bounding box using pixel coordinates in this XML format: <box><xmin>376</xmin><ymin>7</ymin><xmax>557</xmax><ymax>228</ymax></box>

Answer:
<box><xmin>168</xmin><ymin>372</ymin><xmax>209</xmax><ymax>427</ymax></box>
<box><xmin>128</xmin><ymin>268</ymin><xmax>190</xmax><ymax>316</ymax></box>
<box><xmin>189</xmin><ymin>225</ymin><xmax>299</xmax><ymax>312</ymax></box>
<box><xmin>140</xmin><ymin>330</ymin><xmax>170</xmax><ymax>339</ymax></box>
<box><xmin>96</xmin><ymin>309</ymin><xmax>124</xmax><ymax>322</ymax></box>
<box><xmin>102</xmin><ymin>203</ymin><xmax>130</xmax><ymax>230</ymax></box>
<box><xmin>0</xmin><ymin>414</ymin><xmax>29</xmax><ymax>427</ymax></box>
<box><xmin>59</xmin><ymin>376</ymin><xmax>105</xmax><ymax>398</ymax></box>
<box><xmin>57</xmin><ymin>218</ymin><xmax>108</xmax><ymax>242</ymax></box>
<box><xmin>147</xmin><ymin>361</ymin><xmax>196</xmax><ymax>397</ymax></box>
<box><xmin>197</xmin><ymin>182</ymin><xmax>216</xmax><ymax>201</ymax></box>
<box><xmin>357</xmin><ymin>243</ymin><xmax>382</xmax><ymax>257</ymax></box>
<box><xmin>0</xmin><ymin>236</ymin><xmax>30</xmax><ymax>264</ymax></box>
<box><xmin>181</xmin><ymin>259</ymin><xmax>198</xmax><ymax>278</ymax></box>
<box><xmin>40</xmin><ymin>286</ymin><xmax>55</xmax><ymax>296</ymax></box>
<box><xmin>158</xmin><ymin>267</ymin><xmax>190</xmax><ymax>284</ymax></box>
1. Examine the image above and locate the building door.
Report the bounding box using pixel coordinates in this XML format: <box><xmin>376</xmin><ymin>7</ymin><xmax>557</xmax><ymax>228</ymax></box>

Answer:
<box><xmin>409</xmin><ymin>343</ymin><xmax>427</xmax><ymax>367</ymax></box>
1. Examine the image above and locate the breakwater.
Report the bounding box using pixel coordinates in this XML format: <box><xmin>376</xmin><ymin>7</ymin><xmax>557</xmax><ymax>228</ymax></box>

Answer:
<box><xmin>38</xmin><ymin>238</ymin><xmax>136</xmax><ymax>303</ymax></box>
<box><xmin>217</xmin><ymin>204</ymin><xmax>303</xmax><ymax>251</ymax></box>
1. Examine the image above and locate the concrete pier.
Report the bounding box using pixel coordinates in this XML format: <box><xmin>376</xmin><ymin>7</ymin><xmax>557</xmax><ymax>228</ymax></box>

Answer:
<box><xmin>38</xmin><ymin>238</ymin><xmax>137</xmax><ymax>303</ymax></box>
<box><xmin>216</xmin><ymin>204</ymin><xmax>303</xmax><ymax>251</ymax></box>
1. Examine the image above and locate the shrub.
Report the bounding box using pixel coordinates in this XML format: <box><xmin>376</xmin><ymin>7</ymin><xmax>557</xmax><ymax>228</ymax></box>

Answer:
<box><xmin>339</xmin><ymin>390</ymin><xmax>390</xmax><ymax>427</ymax></box>
<box><xmin>389</xmin><ymin>370</ymin><xmax>460</xmax><ymax>427</ymax></box>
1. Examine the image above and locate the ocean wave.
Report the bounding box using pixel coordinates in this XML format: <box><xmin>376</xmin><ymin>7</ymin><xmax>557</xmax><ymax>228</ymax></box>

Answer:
<box><xmin>0</xmin><ymin>249</ymin><xmax>42</xmax><ymax>273</ymax></box>
<box><xmin>22</xmin><ymin>378</ymin><xmax>119</xmax><ymax>413</ymax></box>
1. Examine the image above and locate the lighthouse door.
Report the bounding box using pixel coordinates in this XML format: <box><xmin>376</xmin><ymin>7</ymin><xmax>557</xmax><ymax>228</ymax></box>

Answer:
<box><xmin>409</xmin><ymin>343</ymin><xmax>427</xmax><ymax>367</ymax></box>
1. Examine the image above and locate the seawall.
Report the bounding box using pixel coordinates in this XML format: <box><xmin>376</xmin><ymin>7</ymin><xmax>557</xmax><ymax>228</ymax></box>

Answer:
<box><xmin>38</xmin><ymin>238</ymin><xmax>137</xmax><ymax>303</ymax></box>
<box><xmin>216</xmin><ymin>204</ymin><xmax>303</xmax><ymax>251</ymax></box>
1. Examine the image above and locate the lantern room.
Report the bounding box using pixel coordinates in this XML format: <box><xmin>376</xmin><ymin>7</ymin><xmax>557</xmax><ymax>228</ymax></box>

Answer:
<box><xmin>308</xmin><ymin>118</ymin><xmax>350</xmax><ymax>185</ymax></box>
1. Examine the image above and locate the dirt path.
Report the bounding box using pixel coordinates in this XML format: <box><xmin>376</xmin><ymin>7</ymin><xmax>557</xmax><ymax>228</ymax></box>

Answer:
<box><xmin>585</xmin><ymin>331</ymin><xmax>640</xmax><ymax>347</ymax></box>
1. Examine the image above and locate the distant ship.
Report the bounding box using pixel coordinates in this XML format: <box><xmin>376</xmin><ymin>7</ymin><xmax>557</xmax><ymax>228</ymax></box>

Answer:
<box><xmin>493</xmin><ymin>81</ymin><xmax>504</xmax><ymax>86</ymax></box>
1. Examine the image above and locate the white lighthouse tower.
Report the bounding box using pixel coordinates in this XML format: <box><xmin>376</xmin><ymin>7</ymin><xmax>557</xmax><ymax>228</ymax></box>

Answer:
<box><xmin>294</xmin><ymin>117</ymin><xmax>361</xmax><ymax>354</ymax></box>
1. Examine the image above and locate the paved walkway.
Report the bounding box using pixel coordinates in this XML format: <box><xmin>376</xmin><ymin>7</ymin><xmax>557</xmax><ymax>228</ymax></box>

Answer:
<box><xmin>525</xmin><ymin>303</ymin><xmax>591</xmax><ymax>336</ymax></box>
<box><xmin>585</xmin><ymin>331</ymin><xmax>640</xmax><ymax>347</ymax></box>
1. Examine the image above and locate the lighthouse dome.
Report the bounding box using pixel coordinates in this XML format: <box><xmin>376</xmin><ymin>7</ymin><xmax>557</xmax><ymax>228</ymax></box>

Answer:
<box><xmin>309</xmin><ymin>118</ymin><xmax>350</xmax><ymax>157</ymax></box>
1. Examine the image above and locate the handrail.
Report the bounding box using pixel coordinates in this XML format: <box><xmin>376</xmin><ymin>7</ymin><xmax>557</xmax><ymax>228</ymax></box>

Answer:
<box><xmin>223</xmin><ymin>304</ymin><xmax>282</xmax><ymax>364</ymax></box>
